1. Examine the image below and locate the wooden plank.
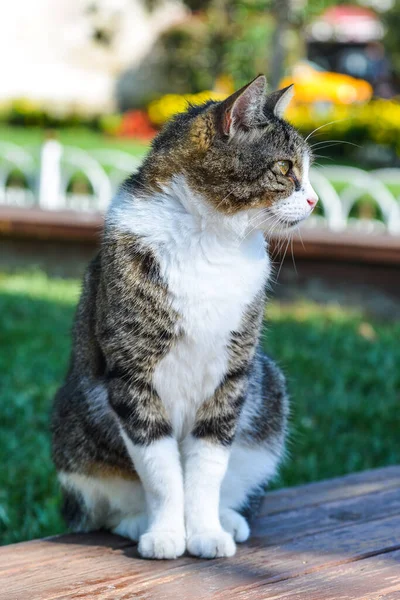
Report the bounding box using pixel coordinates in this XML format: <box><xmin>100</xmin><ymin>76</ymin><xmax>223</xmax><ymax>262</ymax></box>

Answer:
<box><xmin>255</xmin><ymin>487</ymin><xmax>400</xmax><ymax>545</ymax></box>
<box><xmin>260</xmin><ymin>466</ymin><xmax>400</xmax><ymax>516</ymax></box>
<box><xmin>286</xmin><ymin>227</ymin><xmax>400</xmax><ymax>266</ymax></box>
<box><xmin>0</xmin><ymin>206</ymin><xmax>102</xmax><ymax>243</ymax></box>
<box><xmin>2</xmin><ymin>512</ymin><xmax>400</xmax><ymax>600</ymax></box>
<box><xmin>2</xmin><ymin>469</ymin><xmax>399</xmax><ymax>599</ymax></box>
<box><xmin>233</xmin><ymin>549</ymin><xmax>400</xmax><ymax>600</ymax></box>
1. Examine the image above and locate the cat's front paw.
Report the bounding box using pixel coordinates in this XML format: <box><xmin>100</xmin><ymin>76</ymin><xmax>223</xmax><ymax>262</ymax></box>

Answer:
<box><xmin>138</xmin><ymin>531</ymin><xmax>186</xmax><ymax>560</ymax></box>
<box><xmin>187</xmin><ymin>530</ymin><xmax>236</xmax><ymax>558</ymax></box>
<box><xmin>220</xmin><ymin>508</ymin><xmax>250</xmax><ymax>542</ymax></box>
<box><xmin>112</xmin><ymin>513</ymin><xmax>148</xmax><ymax>542</ymax></box>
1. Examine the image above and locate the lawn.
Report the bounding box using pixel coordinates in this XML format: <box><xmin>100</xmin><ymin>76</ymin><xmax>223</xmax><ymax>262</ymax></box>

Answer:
<box><xmin>1</xmin><ymin>271</ymin><xmax>399</xmax><ymax>545</ymax></box>
<box><xmin>0</xmin><ymin>125</ymin><xmax>149</xmax><ymax>157</ymax></box>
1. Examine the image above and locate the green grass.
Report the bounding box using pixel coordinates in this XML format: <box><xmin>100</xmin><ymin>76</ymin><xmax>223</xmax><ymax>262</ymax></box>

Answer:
<box><xmin>1</xmin><ymin>271</ymin><xmax>399</xmax><ymax>545</ymax></box>
<box><xmin>0</xmin><ymin>124</ymin><xmax>149</xmax><ymax>156</ymax></box>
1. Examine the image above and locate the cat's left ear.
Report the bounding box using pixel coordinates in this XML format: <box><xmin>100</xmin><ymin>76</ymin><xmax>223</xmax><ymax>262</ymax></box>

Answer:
<box><xmin>264</xmin><ymin>84</ymin><xmax>294</xmax><ymax>119</ymax></box>
<box><xmin>219</xmin><ymin>75</ymin><xmax>267</xmax><ymax>136</ymax></box>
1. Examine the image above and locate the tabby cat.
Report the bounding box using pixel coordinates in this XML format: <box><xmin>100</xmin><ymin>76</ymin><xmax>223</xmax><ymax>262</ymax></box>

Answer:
<box><xmin>52</xmin><ymin>75</ymin><xmax>318</xmax><ymax>560</ymax></box>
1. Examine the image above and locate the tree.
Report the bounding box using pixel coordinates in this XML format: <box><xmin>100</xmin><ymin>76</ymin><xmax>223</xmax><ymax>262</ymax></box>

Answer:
<box><xmin>381</xmin><ymin>2</ymin><xmax>400</xmax><ymax>87</ymax></box>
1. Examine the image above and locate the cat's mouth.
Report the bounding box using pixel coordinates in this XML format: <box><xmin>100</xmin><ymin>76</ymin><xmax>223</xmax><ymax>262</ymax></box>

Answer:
<box><xmin>273</xmin><ymin>216</ymin><xmax>304</xmax><ymax>230</ymax></box>
<box><xmin>283</xmin><ymin>218</ymin><xmax>303</xmax><ymax>227</ymax></box>
<box><xmin>261</xmin><ymin>214</ymin><xmax>307</xmax><ymax>238</ymax></box>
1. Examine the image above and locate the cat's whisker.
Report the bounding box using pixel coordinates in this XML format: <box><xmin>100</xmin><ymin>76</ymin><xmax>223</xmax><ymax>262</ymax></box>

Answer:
<box><xmin>276</xmin><ymin>235</ymin><xmax>291</xmax><ymax>281</ymax></box>
<box><xmin>240</xmin><ymin>212</ymin><xmax>279</xmax><ymax>244</ymax></box>
<box><xmin>215</xmin><ymin>189</ymin><xmax>235</xmax><ymax>211</ymax></box>
<box><xmin>312</xmin><ymin>155</ymin><xmax>335</xmax><ymax>162</ymax></box>
<box><xmin>297</xmin><ymin>226</ymin><xmax>306</xmax><ymax>252</ymax></box>
<box><xmin>305</xmin><ymin>119</ymin><xmax>348</xmax><ymax>142</ymax></box>
<box><xmin>275</xmin><ymin>233</ymin><xmax>289</xmax><ymax>263</ymax></box>
<box><xmin>311</xmin><ymin>139</ymin><xmax>361</xmax><ymax>149</ymax></box>
<box><xmin>263</xmin><ymin>217</ymin><xmax>285</xmax><ymax>245</ymax></box>
<box><xmin>268</xmin><ymin>222</ymin><xmax>288</xmax><ymax>262</ymax></box>
<box><xmin>269</xmin><ymin>230</ymin><xmax>284</xmax><ymax>262</ymax></box>
<box><xmin>290</xmin><ymin>233</ymin><xmax>297</xmax><ymax>275</ymax></box>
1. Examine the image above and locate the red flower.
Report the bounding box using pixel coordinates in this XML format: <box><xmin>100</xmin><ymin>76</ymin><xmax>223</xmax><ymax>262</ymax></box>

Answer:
<box><xmin>119</xmin><ymin>110</ymin><xmax>157</xmax><ymax>140</ymax></box>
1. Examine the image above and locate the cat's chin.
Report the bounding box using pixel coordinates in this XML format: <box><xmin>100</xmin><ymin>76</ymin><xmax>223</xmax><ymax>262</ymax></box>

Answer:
<box><xmin>256</xmin><ymin>215</ymin><xmax>305</xmax><ymax>238</ymax></box>
<box><xmin>277</xmin><ymin>218</ymin><xmax>303</xmax><ymax>230</ymax></box>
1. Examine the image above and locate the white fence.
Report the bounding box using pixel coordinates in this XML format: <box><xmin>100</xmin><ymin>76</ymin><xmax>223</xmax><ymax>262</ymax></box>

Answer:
<box><xmin>1</xmin><ymin>140</ymin><xmax>400</xmax><ymax>235</ymax></box>
<box><xmin>0</xmin><ymin>141</ymin><xmax>142</xmax><ymax>214</ymax></box>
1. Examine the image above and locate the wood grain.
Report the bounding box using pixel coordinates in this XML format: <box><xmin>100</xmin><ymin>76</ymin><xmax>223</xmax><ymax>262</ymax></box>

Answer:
<box><xmin>0</xmin><ymin>206</ymin><xmax>102</xmax><ymax>243</ymax></box>
<box><xmin>234</xmin><ymin>549</ymin><xmax>400</xmax><ymax>600</ymax></box>
<box><xmin>255</xmin><ymin>487</ymin><xmax>400</xmax><ymax>544</ymax></box>
<box><xmin>259</xmin><ymin>466</ymin><xmax>400</xmax><ymax>516</ymax></box>
<box><xmin>1</xmin><ymin>467</ymin><xmax>400</xmax><ymax>600</ymax></box>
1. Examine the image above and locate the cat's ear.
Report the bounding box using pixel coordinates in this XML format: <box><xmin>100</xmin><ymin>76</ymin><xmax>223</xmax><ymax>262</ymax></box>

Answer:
<box><xmin>219</xmin><ymin>75</ymin><xmax>267</xmax><ymax>136</ymax></box>
<box><xmin>264</xmin><ymin>84</ymin><xmax>294</xmax><ymax>119</ymax></box>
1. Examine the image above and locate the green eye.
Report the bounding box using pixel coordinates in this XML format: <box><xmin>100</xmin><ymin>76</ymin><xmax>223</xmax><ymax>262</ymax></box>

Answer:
<box><xmin>277</xmin><ymin>160</ymin><xmax>291</xmax><ymax>175</ymax></box>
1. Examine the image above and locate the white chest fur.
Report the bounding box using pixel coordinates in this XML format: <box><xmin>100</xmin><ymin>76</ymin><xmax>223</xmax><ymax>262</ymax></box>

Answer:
<box><xmin>152</xmin><ymin>229</ymin><xmax>269</xmax><ymax>439</ymax></box>
<box><xmin>107</xmin><ymin>177</ymin><xmax>270</xmax><ymax>439</ymax></box>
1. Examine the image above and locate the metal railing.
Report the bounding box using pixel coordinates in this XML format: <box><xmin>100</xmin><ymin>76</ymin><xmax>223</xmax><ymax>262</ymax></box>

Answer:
<box><xmin>1</xmin><ymin>140</ymin><xmax>400</xmax><ymax>235</ymax></box>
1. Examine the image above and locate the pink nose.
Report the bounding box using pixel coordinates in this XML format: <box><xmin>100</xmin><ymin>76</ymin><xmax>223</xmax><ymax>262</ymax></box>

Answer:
<box><xmin>307</xmin><ymin>197</ymin><xmax>318</xmax><ymax>209</ymax></box>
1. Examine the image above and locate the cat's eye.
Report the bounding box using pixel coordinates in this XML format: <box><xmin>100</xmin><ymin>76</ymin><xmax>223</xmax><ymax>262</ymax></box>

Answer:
<box><xmin>277</xmin><ymin>160</ymin><xmax>291</xmax><ymax>176</ymax></box>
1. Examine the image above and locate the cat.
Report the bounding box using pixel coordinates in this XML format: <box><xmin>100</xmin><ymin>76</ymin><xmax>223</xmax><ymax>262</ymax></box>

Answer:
<box><xmin>51</xmin><ymin>75</ymin><xmax>318</xmax><ymax>560</ymax></box>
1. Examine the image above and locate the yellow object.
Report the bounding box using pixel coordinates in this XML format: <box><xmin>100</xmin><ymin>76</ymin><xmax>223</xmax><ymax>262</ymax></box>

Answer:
<box><xmin>286</xmin><ymin>99</ymin><xmax>400</xmax><ymax>155</ymax></box>
<box><xmin>148</xmin><ymin>90</ymin><xmax>227</xmax><ymax>127</ymax></box>
<box><xmin>280</xmin><ymin>62</ymin><xmax>373</xmax><ymax>105</ymax></box>
<box><xmin>214</xmin><ymin>75</ymin><xmax>235</xmax><ymax>95</ymax></box>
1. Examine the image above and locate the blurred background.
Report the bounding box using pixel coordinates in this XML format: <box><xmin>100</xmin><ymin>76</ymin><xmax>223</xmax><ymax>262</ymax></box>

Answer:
<box><xmin>0</xmin><ymin>0</ymin><xmax>399</xmax><ymax>546</ymax></box>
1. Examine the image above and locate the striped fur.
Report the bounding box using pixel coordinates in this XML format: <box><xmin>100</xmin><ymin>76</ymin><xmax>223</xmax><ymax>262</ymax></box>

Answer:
<box><xmin>52</xmin><ymin>76</ymin><xmax>317</xmax><ymax>559</ymax></box>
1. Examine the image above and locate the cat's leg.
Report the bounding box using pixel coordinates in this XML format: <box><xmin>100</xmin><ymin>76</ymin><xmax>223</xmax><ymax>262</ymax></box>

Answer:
<box><xmin>183</xmin><ymin>372</ymin><xmax>250</xmax><ymax>558</ymax></box>
<box><xmin>53</xmin><ymin>380</ymin><xmax>149</xmax><ymax>540</ymax></box>
<box><xmin>55</xmin><ymin>381</ymin><xmax>185</xmax><ymax>558</ymax></box>
<box><xmin>220</xmin><ymin>353</ymin><xmax>288</xmax><ymax>542</ymax></box>
<box><xmin>58</xmin><ymin>471</ymin><xmax>147</xmax><ymax>539</ymax></box>
<box><xmin>97</xmin><ymin>323</ymin><xmax>185</xmax><ymax>558</ymax></box>
<box><xmin>119</xmin><ymin>429</ymin><xmax>185</xmax><ymax>559</ymax></box>
<box><xmin>219</xmin><ymin>443</ymin><xmax>282</xmax><ymax>542</ymax></box>
<box><xmin>112</xmin><ymin>514</ymin><xmax>149</xmax><ymax>541</ymax></box>
<box><xmin>94</xmin><ymin>235</ymin><xmax>186</xmax><ymax>559</ymax></box>
<box><xmin>182</xmin><ymin>304</ymin><xmax>272</xmax><ymax>558</ymax></box>
<box><xmin>183</xmin><ymin>436</ymin><xmax>236</xmax><ymax>558</ymax></box>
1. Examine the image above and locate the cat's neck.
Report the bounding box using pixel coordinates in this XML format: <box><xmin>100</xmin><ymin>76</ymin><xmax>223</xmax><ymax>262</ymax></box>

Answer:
<box><xmin>108</xmin><ymin>175</ymin><xmax>267</xmax><ymax>260</ymax></box>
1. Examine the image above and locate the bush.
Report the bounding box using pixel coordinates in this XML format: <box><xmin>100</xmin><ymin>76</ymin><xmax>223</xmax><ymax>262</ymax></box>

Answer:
<box><xmin>223</xmin><ymin>13</ymin><xmax>274</xmax><ymax>88</ymax></box>
<box><xmin>148</xmin><ymin>90</ymin><xmax>227</xmax><ymax>127</ymax></box>
<box><xmin>148</xmin><ymin>91</ymin><xmax>400</xmax><ymax>165</ymax></box>
<box><xmin>287</xmin><ymin>99</ymin><xmax>400</xmax><ymax>160</ymax></box>
<box><xmin>115</xmin><ymin>9</ymin><xmax>274</xmax><ymax>111</ymax></box>
<box><xmin>0</xmin><ymin>99</ymin><xmax>98</xmax><ymax>130</ymax></box>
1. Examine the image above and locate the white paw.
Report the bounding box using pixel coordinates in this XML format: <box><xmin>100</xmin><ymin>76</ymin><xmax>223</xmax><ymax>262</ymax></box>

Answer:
<box><xmin>138</xmin><ymin>531</ymin><xmax>186</xmax><ymax>560</ymax></box>
<box><xmin>112</xmin><ymin>513</ymin><xmax>148</xmax><ymax>542</ymax></box>
<box><xmin>187</xmin><ymin>530</ymin><xmax>236</xmax><ymax>558</ymax></box>
<box><xmin>220</xmin><ymin>508</ymin><xmax>250</xmax><ymax>543</ymax></box>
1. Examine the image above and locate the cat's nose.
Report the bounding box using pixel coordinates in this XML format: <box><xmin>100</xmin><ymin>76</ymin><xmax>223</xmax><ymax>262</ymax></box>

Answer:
<box><xmin>307</xmin><ymin>195</ymin><xmax>318</xmax><ymax>209</ymax></box>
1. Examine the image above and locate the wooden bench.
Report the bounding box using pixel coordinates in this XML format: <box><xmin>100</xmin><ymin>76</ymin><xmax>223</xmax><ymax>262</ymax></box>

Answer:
<box><xmin>1</xmin><ymin>466</ymin><xmax>400</xmax><ymax>599</ymax></box>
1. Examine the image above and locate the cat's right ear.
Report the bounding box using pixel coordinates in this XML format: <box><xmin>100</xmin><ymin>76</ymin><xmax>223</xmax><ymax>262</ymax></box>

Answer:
<box><xmin>218</xmin><ymin>75</ymin><xmax>267</xmax><ymax>137</ymax></box>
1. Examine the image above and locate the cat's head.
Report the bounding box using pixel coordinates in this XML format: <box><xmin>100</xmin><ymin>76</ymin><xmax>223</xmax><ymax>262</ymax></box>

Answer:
<box><xmin>142</xmin><ymin>75</ymin><xmax>318</xmax><ymax>235</ymax></box>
